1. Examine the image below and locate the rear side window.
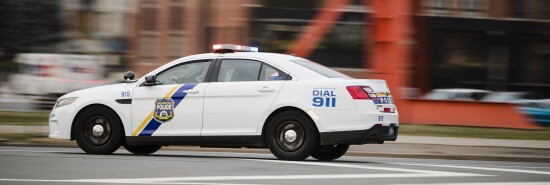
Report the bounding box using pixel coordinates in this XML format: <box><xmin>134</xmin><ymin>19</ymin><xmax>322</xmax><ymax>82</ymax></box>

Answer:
<box><xmin>259</xmin><ymin>64</ymin><xmax>286</xmax><ymax>81</ymax></box>
<box><xmin>217</xmin><ymin>59</ymin><xmax>261</xmax><ymax>82</ymax></box>
<box><xmin>290</xmin><ymin>59</ymin><xmax>349</xmax><ymax>78</ymax></box>
<box><xmin>216</xmin><ymin>59</ymin><xmax>290</xmax><ymax>82</ymax></box>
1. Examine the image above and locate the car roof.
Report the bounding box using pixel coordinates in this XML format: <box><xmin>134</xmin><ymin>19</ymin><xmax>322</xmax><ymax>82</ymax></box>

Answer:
<box><xmin>182</xmin><ymin>52</ymin><xmax>302</xmax><ymax>61</ymax></box>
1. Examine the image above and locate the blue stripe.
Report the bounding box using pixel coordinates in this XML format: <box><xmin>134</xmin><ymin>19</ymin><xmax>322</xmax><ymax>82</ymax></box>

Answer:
<box><xmin>172</xmin><ymin>83</ymin><xmax>198</xmax><ymax>107</ymax></box>
<box><xmin>138</xmin><ymin>83</ymin><xmax>198</xmax><ymax>136</ymax></box>
<box><xmin>138</xmin><ymin>119</ymin><xmax>161</xmax><ymax>136</ymax></box>
<box><xmin>372</xmin><ymin>97</ymin><xmax>382</xmax><ymax>104</ymax></box>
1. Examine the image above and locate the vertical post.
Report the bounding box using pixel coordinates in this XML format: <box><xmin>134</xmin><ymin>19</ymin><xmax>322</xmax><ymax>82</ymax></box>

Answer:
<box><xmin>368</xmin><ymin>0</ymin><xmax>412</xmax><ymax>104</ymax></box>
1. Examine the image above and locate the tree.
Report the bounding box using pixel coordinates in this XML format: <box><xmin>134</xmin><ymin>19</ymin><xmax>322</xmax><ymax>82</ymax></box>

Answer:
<box><xmin>0</xmin><ymin>0</ymin><xmax>63</xmax><ymax>59</ymax></box>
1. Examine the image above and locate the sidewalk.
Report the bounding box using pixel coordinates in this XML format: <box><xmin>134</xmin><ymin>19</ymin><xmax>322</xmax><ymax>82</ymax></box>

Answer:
<box><xmin>1</xmin><ymin>125</ymin><xmax>550</xmax><ymax>162</ymax></box>
<box><xmin>395</xmin><ymin>135</ymin><xmax>550</xmax><ymax>149</ymax></box>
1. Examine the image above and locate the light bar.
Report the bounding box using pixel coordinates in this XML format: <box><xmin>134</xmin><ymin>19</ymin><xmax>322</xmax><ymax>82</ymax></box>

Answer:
<box><xmin>212</xmin><ymin>44</ymin><xmax>259</xmax><ymax>52</ymax></box>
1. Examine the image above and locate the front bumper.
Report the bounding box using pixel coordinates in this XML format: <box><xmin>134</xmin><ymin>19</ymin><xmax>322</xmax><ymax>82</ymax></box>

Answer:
<box><xmin>48</xmin><ymin>105</ymin><xmax>75</xmax><ymax>139</ymax></box>
<box><xmin>319</xmin><ymin>124</ymin><xmax>398</xmax><ymax>145</ymax></box>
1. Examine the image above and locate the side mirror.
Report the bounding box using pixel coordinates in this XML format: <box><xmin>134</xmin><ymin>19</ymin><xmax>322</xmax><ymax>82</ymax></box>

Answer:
<box><xmin>123</xmin><ymin>71</ymin><xmax>135</xmax><ymax>80</ymax></box>
<box><xmin>143</xmin><ymin>75</ymin><xmax>156</xmax><ymax>86</ymax></box>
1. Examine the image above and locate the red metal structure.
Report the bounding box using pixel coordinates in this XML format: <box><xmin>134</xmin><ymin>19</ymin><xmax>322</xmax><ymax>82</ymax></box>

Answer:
<box><xmin>288</xmin><ymin>0</ymin><xmax>537</xmax><ymax>129</ymax></box>
<box><xmin>287</xmin><ymin>0</ymin><xmax>350</xmax><ymax>57</ymax></box>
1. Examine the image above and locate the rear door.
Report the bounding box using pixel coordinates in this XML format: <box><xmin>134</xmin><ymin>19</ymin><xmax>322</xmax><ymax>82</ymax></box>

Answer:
<box><xmin>202</xmin><ymin>58</ymin><xmax>289</xmax><ymax>137</ymax></box>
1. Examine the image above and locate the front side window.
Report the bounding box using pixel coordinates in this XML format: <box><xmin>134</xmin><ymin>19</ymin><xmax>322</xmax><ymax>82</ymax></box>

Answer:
<box><xmin>156</xmin><ymin>60</ymin><xmax>211</xmax><ymax>85</ymax></box>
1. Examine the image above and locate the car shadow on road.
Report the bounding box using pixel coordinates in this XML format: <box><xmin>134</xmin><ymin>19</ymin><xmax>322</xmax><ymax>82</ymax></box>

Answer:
<box><xmin>54</xmin><ymin>151</ymin><xmax>379</xmax><ymax>164</ymax></box>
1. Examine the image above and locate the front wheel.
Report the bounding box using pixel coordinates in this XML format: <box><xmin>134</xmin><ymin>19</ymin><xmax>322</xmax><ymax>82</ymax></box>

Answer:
<box><xmin>74</xmin><ymin>106</ymin><xmax>123</xmax><ymax>154</ymax></box>
<box><xmin>310</xmin><ymin>144</ymin><xmax>350</xmax><ymax>161</ymax></box>
<box><xmin>125</xmin><ymin>145</ymin><xmax>162</xmax><ymax>155</ymax></box>
<box><xmin>266</xmin><ymin>111</ymin><xmax>318</xmax><ymax>161</ymax></box>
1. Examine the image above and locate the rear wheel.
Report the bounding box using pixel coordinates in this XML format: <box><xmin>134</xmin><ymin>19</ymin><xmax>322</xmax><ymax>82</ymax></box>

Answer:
<box><xmin>266</xmin><ymin>111</ymin><xmax>318</xmax><ymax>161</ymax></box>
<box><xmin>125</xmin><ymin>145</ymin><xmax>162</xmax><ymax>155</ymax></box>
<box><xmin>74</xmin><ymin>106</ymin><xmax>123</xmax><ymax>154</ymax></box>
<box><xmin>310</xmin><ymin>144</ymin><xmax>350</xmax><ymax>161</ymax></box>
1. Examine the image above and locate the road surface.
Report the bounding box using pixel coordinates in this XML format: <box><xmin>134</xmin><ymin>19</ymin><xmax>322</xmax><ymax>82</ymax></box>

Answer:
<box><xmin>1</xmin><ymin>146</ymin><xmax>549</xmax><ymax>185</ymax></box>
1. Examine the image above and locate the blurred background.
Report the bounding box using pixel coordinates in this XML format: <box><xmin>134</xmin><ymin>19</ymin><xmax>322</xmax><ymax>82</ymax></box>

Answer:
<box><xmin>0</xmin><ymin>0</ymin><xmax>549</xmax><ymax>141</ymax></box>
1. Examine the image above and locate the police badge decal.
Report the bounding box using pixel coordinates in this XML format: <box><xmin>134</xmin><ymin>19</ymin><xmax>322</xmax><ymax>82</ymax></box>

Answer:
<box><xmin>154</xmin><ymin>98</ymin><xmax>174</xmax><ymax>123</ymax></box>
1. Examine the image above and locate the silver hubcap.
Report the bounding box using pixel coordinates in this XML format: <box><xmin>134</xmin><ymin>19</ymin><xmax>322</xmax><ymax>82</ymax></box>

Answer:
<box><xmin>92</xmin><ymin>125</ymin><xmax>104</xmax><ymax>137</ymax></box>
<box><xmin>284</xmin><ymin>130</ymin><xmax>297</xmax><ymax>143</ymax></box>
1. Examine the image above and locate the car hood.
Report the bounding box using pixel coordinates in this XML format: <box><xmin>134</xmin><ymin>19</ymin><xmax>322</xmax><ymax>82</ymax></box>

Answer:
<box><xmin>60</xmin><ymin>83</ymin><xmax>136</xmax><ymax>99</ymax></box>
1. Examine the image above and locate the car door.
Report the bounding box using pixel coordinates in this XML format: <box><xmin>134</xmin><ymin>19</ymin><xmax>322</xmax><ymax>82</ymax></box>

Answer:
<box><xmin>131</xmin><ymin>60</ymin><xmax>213</xmax><ymax>137</ymax></box>
<box><xmin>202</xmin><ymin>58</ymin><xmax>290</xmax><ymax>137</ymax></box>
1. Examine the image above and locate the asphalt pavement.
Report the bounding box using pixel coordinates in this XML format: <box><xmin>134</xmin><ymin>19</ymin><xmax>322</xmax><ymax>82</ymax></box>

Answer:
<box><xmin>1</xmin><ymin>146</ymin><xmax>549</xmax><ymax>185</ymax></box>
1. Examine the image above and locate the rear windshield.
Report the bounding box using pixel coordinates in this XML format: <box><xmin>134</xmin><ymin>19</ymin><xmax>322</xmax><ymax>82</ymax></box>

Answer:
<box><xmin>290</xmin><ymin>59</ymin><xmax>350</xmax><ymax>78</ymax></box>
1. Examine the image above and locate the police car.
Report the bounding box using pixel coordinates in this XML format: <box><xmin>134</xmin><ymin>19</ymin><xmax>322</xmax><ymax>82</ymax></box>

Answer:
<box><xmin>49</xmin><ymin>44</ymin><xmax>398</xmax><ymax>161</ymax></box>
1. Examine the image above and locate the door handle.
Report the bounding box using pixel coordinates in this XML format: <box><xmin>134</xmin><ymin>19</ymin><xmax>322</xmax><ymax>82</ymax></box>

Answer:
<box><xmin>182</xmin><ymin>89</ymin><xmax>199</xmax><ymax>94</ymax></box>
<box><xmin>258</xmin><ymin>86</ymin><xmax>275</xmax><ymax>92</ymax></box>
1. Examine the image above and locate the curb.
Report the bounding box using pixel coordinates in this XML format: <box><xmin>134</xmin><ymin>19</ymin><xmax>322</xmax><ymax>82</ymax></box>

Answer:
<box><xmin>345</xmin><ymin>151</ymin><xmax>550</xmax><ymax>163</ymax></box>
<box><xmin>1</xmin><ymin>139</ymin><xmax>549</xmax><ymax>163</ymax></box>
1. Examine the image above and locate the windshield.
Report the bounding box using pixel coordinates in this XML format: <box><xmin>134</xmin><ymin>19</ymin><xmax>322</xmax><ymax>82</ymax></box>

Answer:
<box><xmin>290</xmin><ymin>59</ymin><xmax>350</xmax><ymax>78</ymax></box>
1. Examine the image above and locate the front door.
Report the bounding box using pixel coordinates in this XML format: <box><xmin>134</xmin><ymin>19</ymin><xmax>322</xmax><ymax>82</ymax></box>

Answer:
<box><xmin>131</xmin><ymin>60</ymin><xmax>212</xmax><ymax>137</ymax></box>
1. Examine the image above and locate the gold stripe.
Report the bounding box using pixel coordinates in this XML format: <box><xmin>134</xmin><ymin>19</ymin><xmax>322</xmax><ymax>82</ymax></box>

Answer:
<box><xmin>375</xmin><ymin>93</ymin><xmax>391</xmax><ymax>97</ymax></box>
<box><xmin>132</xmin><ymin>111</ymin><xmax>153</xmax><ymax>136</ymax></box>
<box><xmin>132</xmin><ymin>85</ymin><xmax>182</xmax><ymax>136</ymax></box>
<box><xmin>164</xmin><ymin>85</ymin><xmax>182</xmax><ymax>98</ymax></box>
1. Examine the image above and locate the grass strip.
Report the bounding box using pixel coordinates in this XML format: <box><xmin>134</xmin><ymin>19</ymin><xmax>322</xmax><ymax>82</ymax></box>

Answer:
<box><xmin>0</xmin><ymin>133</ymin><xmax>47</xmax><ymax>140</ymax></box>
<box><xmin>0</xmin><ymin>111</ymin><xmax>49</xmax><ymax>125</ymax></box>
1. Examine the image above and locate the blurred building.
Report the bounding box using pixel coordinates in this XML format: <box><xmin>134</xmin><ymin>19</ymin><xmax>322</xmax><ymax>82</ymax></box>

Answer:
<box><xmin>127</xmin><ymin>0</ymin><xmax>550</xmax><ymax>98</ymax></box>
<box><xmin>412</xmin><ymin>0</ymin><xmax>550</xmax><ymax>98</ymax></box>
<box><xmin>131</xmin><ymin>0</ymin><xmax>256</xmax><ymax>75</ymax></box>
<box><xmin>57</xmin><ymin>0</ymin><xmax>134</xmax><ymax>55</ymax></box>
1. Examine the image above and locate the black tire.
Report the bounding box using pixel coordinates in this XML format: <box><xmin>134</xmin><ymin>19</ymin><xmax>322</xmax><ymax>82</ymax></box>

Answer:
<box><xmin>74</xmin><ymin>106</ymin><xmax>123</xmax><ymax>154</ymax></box>
<box><xmin>311</xmin><ymin>144</ymin><xmax>350</xmax><ymax>161</ymax></box>
<box><xmin>266</xmin><ymin>111</ymin><xmax>318</xmax><ymax>161</ymax></box>
<box><xmin>125</xmin><ymin>145</ymin><xmax>162</xmax><ymax>155</ymax></box>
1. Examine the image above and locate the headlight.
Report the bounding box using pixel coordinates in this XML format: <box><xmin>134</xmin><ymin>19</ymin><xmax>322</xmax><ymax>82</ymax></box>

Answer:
<box><xmin>55</xmin><ymin>97</ymin><xmax>77</xmax><ymax>108</ymax></box>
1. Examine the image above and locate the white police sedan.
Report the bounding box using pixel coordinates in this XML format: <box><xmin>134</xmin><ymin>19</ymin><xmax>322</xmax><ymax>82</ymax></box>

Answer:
<box><xmin>49</xmin><ymin>44</ymin><xmax>398</xmax><ymax>161</ymax></box>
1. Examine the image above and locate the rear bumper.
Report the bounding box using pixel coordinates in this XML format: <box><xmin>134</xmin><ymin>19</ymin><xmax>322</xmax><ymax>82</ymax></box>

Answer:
<box><xmin>319</xmin><ymin>124</ymin><xmax>398</xmax><ymax>145</ymax></box>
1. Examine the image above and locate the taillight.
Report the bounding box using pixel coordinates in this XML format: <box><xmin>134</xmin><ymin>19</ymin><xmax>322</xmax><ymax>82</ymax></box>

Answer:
<box><xmin>346</xmin><ymin>86</ymin><xmax>370</xmax><ymax>99</ymax></box>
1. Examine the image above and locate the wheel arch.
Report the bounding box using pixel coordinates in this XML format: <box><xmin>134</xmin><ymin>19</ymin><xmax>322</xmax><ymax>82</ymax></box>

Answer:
<box><xmin>70</xmin><ymin>104</ymin><xmax>126</xmax><ymax>141</ymax></box>
<box><xmin>261</xmin><ymin>106</ymin><xmax>320</xmax><ymax>145</ymax></box>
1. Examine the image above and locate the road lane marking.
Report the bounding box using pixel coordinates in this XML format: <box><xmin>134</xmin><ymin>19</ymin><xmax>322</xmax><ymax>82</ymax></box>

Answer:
<box><xmin>417</xmin><ymin>163</ymin><xmax>550</xmax><ymax>170</ymax></box>
<box><xmin>397</xmin><ymin>182</ymin><xmax>550</xmax><ymax>185</ymax></box>
<box><xmin>0</xmin><ymin>179</ymin><xmax>264</xmax><ymax>185</ymax></box>
<box><xmin>392</xmin><ymin>163</ymin><xmax>550</xmax><ymax>175</ymax></box>
<box><xmin>479</xmin><ymin>165</ymin><xmax>550</xmax><ymax>170</ymax></box>
<box><xmin>69</xmin><ymin>173</ymin><xmax>487</xmax><ymax>183</ymax></box>
<box><xmin>0</xmin><ymin>173</ymin><xmax>485</xmax><ymax>184</ymax></box>
<box><xmin>244</xmin><ymin>159</ymin><xmax>487</xmax><ymax>175</ymax></box>
<box><xmin>342</xmin><ymin>155</ymin><xmax>550</xmax><ymax>170</ymax></box>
